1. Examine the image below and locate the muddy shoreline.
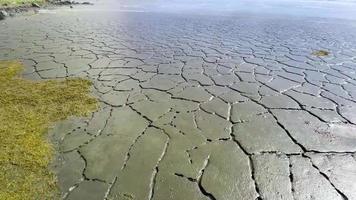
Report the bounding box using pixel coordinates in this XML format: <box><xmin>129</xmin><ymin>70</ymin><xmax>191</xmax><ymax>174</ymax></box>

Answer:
<box><xmin>0</xmin><ymin>0</ymin><xmax>92</xmax><ymax>20</ymax></box>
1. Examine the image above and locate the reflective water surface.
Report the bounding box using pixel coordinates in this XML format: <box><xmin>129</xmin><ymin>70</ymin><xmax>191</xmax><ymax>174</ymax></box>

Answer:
<box><xmin>87</xmin><ymin>0</ymin><xmax>356</xmax><ymax>19</ymax></box>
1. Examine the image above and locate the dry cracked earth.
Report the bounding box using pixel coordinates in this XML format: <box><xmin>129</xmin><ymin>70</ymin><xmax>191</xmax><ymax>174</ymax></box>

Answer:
<box><xmin>1</xmin><ymin>8</ymin><xmax>356</xmax><ymax>200</ymax></box>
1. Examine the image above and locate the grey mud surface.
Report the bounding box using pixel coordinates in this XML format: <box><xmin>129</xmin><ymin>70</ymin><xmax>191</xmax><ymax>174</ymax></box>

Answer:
<box><xmin>1</xmin><ymin>8</ymin><xmax>356</xmax><ymax>200</ymax></box>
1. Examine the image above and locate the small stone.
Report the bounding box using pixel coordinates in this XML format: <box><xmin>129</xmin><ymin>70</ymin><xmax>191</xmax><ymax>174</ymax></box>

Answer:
<box><xmin>0</xmin><ymin>10</ymin><xmax>8</xmax><ymax>20</ymax></box>
<box><xmin>32</xmin><ymin>2</ymin><xmax>40</xmax><ymax>8</ymax></box>
<box><xmin>60</xmin><ymin>0</ymin><xmax>72</xmax><ymax>5</ymax></box>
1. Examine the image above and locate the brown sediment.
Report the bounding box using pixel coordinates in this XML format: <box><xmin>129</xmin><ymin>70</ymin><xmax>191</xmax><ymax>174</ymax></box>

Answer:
<box><xmin>312</xmin><ymin>50</ymin><xmax>330</xmax><ymax>56</ymax></box>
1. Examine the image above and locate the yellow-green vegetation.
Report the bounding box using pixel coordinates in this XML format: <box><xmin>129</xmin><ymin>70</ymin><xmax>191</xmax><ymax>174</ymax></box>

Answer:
<box><xmin>0</xmin><ymin>0</ymin><xmax>44</xmax><ymax>7</ymax></box>
<box><xmin>312</xmin><ymin>50</ymin><xmax>330</xmax><ymax>56</ymax></box>
<box><xmin>0</xmin><ymin>60</ymin><xmax>98</xmax><ymax>200</ymax></box>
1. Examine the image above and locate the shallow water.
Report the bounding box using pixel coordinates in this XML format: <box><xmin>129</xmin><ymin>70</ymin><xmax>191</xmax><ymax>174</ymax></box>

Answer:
<box><xmin>86</xmin><ymin>0</ymin><xmax>356</xmax><ymax>19</ymax></box>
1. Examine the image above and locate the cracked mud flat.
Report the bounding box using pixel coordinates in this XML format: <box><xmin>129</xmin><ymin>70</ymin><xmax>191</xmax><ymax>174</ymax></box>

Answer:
<box><xmin>1</xmin><ymin>9</ymin><xmax>356</xmax><ymax>200</ymax></box>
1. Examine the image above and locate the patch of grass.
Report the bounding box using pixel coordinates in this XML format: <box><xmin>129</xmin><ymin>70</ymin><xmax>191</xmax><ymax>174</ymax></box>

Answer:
<box><xmin>0</xmin><ymin>0</ymin><xmax>45</xmax><ymax>7</ymax></box>
<box><xmin>312</xmin><ymin>50</ymin><xmax>330</xmax><ymax>57</ymax></box>
<box><xmin>0</xmin><ymin>60</ymin><xmax>98</xmax><ymax>200</ymax></box>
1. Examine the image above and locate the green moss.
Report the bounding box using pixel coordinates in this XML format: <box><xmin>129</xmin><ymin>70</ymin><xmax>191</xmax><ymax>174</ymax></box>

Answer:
<box><xmin>0</xmin><ymin>61</ymin><xmax>98</xmax><ymax>200</ymax></box>
<box><xmin>312</xmin><ymin>50</ymin><xmax>329</xmax><ymax>57</ymax></box>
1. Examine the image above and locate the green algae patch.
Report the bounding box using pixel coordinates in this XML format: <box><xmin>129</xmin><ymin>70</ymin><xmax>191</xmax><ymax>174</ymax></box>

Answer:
<box><xmin>312</xmin><ymin>50</ymin><xmax>329</xmax><ymax>57</ymax></box>
<box><xmin>0</xmin><ymin>60</ymin><xmax>98</xmax><ymax>200</ymax></box>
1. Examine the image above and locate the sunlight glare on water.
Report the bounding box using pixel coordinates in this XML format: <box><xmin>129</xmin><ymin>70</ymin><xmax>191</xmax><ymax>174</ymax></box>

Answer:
<box><xmin>91</xmin><ymin>0</ymin><xmax>356</xmax><ymax>19</ymax></box>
